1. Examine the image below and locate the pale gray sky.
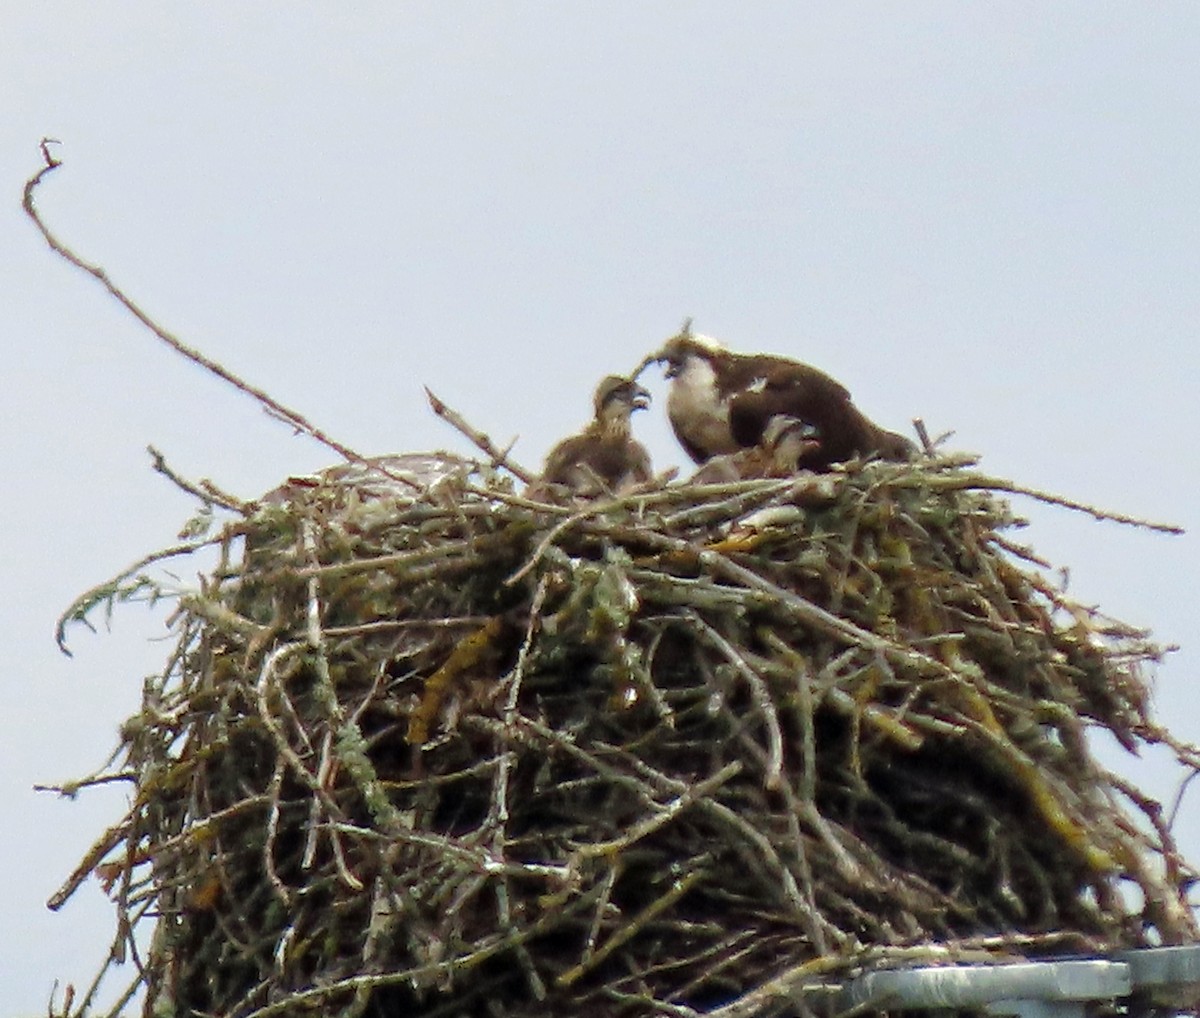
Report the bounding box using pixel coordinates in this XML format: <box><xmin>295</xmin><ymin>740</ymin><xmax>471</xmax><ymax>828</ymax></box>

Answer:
<box><xmin>4</xmin><ymin>5</ymin><xmax>1199</xmax><ymax>1013</ymax></box>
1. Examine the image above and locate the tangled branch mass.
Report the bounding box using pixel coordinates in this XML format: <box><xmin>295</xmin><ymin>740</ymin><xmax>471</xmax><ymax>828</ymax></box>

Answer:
<box><xmin>53</xmin><ymin>453</ymin><xmax>1198</xmax><ymax>1017</ymax></box>
<box><xmin>26</xmin><ymin>147</ymin><xmax>1197</xmax><ymax>1017</ymax></box>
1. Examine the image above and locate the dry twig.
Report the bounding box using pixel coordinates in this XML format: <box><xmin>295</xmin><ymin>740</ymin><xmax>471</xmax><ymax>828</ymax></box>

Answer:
<box><xmin>47</xmin><ymin>450</ymin><xmax>1198</xmax><ymax>1018</ymax></box>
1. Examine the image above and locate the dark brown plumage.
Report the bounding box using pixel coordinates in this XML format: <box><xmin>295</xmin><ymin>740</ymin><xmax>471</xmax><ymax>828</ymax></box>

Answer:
<box><xmin>653</xmin><ymin>332</ymin><xmax>916</xmax><ymax>470</ymax></box>
<box><xmin>536</xmin><ymin>375</ymin><xmax>653</xmax><ymax>497</ymax></box>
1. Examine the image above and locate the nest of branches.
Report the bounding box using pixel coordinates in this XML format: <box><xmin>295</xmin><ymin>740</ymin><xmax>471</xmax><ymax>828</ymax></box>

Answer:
<box><xmin>53</xmin><ymin>453</ymin><xmax>1200</xmax><ymax>1018</ymax></box>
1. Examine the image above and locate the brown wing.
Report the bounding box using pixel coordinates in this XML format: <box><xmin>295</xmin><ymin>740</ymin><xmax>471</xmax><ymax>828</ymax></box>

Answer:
<box><xmin>728</xmin><ymin>365</ymin><xmax>859</xmax><ymax>445</ymax></box>
<box><xmin>541</xmin><ymin>434</ymin><xmax>596</xmax><ymax>487</ymax></box>
<box><xmin>624</xmin><ymin>440</ymin><xmax>654</xmax><ymax>486</ymax></box>
<box><xmin>716</xmin><ymin>355</ymin><xmax>851</xmax><ymax>403</ymax></box>
<box><xmin>542</xmin><ymin>432</ymin><xmax>654</xmax><ymax>494</ymax></box>
<box><xmin>729</xmin><ymin>365</ymin><xmax>908</xmax><ymax>468</ymax></box>
<box><xmin>872</xmin><ymin>428</ymin><xmax>918</xmax><ymax>461</ymax></box>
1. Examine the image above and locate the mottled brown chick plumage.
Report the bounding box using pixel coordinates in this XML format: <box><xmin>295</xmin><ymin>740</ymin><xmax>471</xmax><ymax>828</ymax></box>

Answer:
<box><xmin>536</xmin><ymin>375</ymin><xmax>653</xmax><ymax>497</ymax></box>
<box><xmin>689</xmin><ymin>415</ymin><xmax>823</xmax><ymax>483</ymax></box>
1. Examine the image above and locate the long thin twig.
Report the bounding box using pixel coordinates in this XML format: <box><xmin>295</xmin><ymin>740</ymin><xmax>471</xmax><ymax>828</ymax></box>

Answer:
<box><xmin>424</xmin><ymin>386</ymin><xmax>535</xmax><ymax>484</ymax></box>
<box><xmin>54</xmin><ymin>539</ymin><xmax>223</xmax><ymax>655</ymax></box>
<box><xmin>688</xmin><ymin>615</ymin><xmax>784</xmax><ymax>790</ymax></box>
<box><xmin>22</xmin><ymin>142</ymin><xmax>422</xmax><ymax>493</ymax></box>
<box><xmin>148</xmin><ymin>445</ymin><xmax>247</xmax><ymax>513</ymax></box>
<box><xmin>905</xmin><ymin>471</ymin><xmax>1184</xmax><ymax>535</ymax></box>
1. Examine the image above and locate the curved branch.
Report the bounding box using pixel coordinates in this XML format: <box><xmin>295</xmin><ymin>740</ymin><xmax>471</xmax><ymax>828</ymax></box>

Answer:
<box><xmin>22</xmin><ymin>139</ymin><xmax>417</xmax><ymax>489</ymax></box>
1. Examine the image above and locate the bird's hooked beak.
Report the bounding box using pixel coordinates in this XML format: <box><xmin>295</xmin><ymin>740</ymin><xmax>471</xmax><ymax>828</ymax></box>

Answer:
<box><xmin>646</xmin><ymin>325</ymin><xmax>715</xmax><ymax>381</ymax></box>
<box><xmin>629</xmin><ymin>381</ymin><xmax>652</xmax><ymax>412</ymax></box>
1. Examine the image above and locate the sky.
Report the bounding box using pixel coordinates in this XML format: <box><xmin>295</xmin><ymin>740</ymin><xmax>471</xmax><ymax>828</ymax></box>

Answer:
<box><xmin>3</xmin><ymin>4</ymin><xmax>1199</xmax><ymax>1013</ymax></box>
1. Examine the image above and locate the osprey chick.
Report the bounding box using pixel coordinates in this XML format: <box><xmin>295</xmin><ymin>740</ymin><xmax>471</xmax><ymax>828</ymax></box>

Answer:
<box><xmin>652</xmin><ymin>331</ymin><xmax>915</xmax><ymax>470</ymax></box>
<box><xmin>690</xmin><ymin>415</ymin><xmax>822</xmax><ymax>484</ymax></box>
<box><xmin>536</xmin><ymin>375</ymin><xmax>653</xmax><ymax>497</ymax></box>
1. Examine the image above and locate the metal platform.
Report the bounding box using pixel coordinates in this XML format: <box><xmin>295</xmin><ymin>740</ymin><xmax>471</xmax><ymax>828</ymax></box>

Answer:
<box><xmin>831</xmin><ymin>945</ymin><xmax>1200</xmax><ymax>1017</ymax></box>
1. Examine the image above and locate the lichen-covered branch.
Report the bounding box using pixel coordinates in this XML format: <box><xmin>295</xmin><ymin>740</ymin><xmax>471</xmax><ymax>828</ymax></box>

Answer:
<box><xmin>44</xmin><ymin>446</ymin><xmax>1198</xmax><ymax>1018</ymax></box>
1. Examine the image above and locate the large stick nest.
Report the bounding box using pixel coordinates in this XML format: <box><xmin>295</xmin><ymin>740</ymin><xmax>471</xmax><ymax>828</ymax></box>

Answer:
<box><xmin>55</xmin><ymin>454</ymin><xmax>1200</xmax><ymax>1017</ymax></box>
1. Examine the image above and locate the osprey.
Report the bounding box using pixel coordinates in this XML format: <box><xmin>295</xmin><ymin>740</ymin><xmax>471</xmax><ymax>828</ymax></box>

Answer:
<box><xmin>690</xmin><ymin>415</ymin><xmax>822</xmax><ymax>484</ymax></box>
<box><xmin>652</xmin><ymin>331</ymin><xmax>916</xmax><ymax>470</ymax></box>
<box><xmin>535</xmin><ymin>375</ymin><xmax>654</xmax><ymax>497</ymax></box>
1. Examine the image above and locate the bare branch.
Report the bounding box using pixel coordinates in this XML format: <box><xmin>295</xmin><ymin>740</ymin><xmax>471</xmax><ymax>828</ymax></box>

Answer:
<box><xmin>21</xmin><ymin>142</ymin><xmax>408</xmax><ymax>482</ymax></box>
<box><xmin>424</xmin><ymin>386</ymin><xmax>535</xmax><ymax>484</ymax></box>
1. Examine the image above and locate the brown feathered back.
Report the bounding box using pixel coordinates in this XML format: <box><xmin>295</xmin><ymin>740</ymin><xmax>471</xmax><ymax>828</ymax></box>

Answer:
<box><xmin>728</xmin><ymin>370</ymin><xmax>914</xmax><ymax>469</ymax></box>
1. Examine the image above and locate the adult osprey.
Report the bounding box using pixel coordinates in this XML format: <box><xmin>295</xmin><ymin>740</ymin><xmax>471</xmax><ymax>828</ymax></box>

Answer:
<box><xmin>535</xmin><ymin>375</ymin><xmax>654</xmax><ymax>497</ymax></box>
<box><xmin>651</xmin><ymin>331</ymin><xmax>915</xmax><ymax>470</ymax></box>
